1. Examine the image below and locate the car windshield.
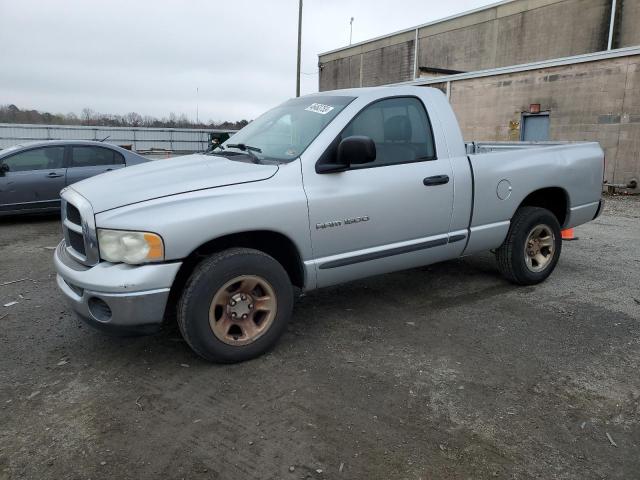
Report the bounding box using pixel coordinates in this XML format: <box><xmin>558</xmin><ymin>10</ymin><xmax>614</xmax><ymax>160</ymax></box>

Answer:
<box><xmin>0</xmin><ymin>144</ymin><xmax>27</xmax><ymax>157</ymax></box>
<box><xmin>215</xmin><ymin>95</ymin><xmax>355</xmax><ymax>163</ymax></box>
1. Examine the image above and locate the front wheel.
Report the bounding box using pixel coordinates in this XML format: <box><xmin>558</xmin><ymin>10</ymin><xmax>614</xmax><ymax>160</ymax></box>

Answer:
<box><xmin>496</xmin><ymin>206</ymin><xmax>562</xmax><ymax>285</ymax></box>
<box><xmin>177</xmin><ymin>248</ymin><xmax>293</xmax><ymax>363</ymax></box>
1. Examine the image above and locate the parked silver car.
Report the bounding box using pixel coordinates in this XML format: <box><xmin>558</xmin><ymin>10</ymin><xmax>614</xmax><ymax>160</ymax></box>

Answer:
<box><xmin>0</xmin><ymin>140</ymin><xmax>147</xmax><ymax>215</ymax></box>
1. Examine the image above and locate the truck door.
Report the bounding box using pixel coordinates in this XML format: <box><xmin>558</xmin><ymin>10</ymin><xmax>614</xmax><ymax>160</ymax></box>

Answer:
<box><xmin>302</xmin><ymin>96</ymin><xmax>457</xmax><ymax>288</ymax></box>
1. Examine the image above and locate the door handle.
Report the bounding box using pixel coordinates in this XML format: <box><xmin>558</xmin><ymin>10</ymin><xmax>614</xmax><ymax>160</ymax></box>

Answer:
<box><xmin>46</xmin><ymin>172</ymin><xmax>63</xmax><ymax>178</ymax></box>
<box><xmin>423</xmin><ymin>175</ymin><xmax>449</xmax><ymax>186</ymax></box>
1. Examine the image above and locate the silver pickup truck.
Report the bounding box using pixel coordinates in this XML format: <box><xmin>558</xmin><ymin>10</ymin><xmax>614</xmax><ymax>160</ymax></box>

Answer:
<box><xmin>54</xmin><ymin>86</ymin><xmax>605</xmax><ymax>362</ymax></box>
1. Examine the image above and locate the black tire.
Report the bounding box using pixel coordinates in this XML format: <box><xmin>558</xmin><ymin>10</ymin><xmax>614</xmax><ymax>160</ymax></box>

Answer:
<box><xmin>177</xmin><ymin>248</ymin><xmax>293</xmax><ymax>363</ymax></box>
<box><xmin>496</xmin><ymin>206</ymin><xmax>562</xmax><ymax>285</ymax></box>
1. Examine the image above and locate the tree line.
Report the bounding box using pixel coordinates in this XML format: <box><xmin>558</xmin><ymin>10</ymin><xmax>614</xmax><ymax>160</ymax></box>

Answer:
<box><xmin>0</xmin><ymin>104</ymin><xmax>249</xmax><ymax>130</ymax></box>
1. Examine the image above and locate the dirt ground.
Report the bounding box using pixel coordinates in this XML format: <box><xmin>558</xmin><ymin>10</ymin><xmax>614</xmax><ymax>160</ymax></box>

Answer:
<box><xmin>1</xmin><ymin>196</ymin><xmax>639</xmax><ymax>480</ymax></box>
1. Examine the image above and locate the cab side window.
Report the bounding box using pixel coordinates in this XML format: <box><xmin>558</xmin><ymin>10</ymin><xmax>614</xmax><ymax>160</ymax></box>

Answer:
<box><xmin>2</xmin><ymin>147</ymin><xmax>65</xmax><ymax>172</ymax></box>
<box><xmin>71</xmin><ymin>146</ymin><xmax>124</xmax><ymax>167</ymax></box>
<box><xmin>342</xmin><ymin>97</ymin><xmax>436</xmax><ymax>168</ymax></box>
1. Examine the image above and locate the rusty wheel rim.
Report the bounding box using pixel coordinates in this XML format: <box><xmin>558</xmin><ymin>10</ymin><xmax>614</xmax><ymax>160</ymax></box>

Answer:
<box><xmin>524</xmin><ymin>224</ymin><xmax>555</xmax><ymax>273</ymax></box>
<box><xmin>209</xmin><ymin>275</ymin><xmax>277</xmax><ymax>346</ymax></box>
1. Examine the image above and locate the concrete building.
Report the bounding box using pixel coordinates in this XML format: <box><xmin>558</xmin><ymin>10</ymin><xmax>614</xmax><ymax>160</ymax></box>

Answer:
<box><xmin>318</xmin><ymin>0</ymin><xmax>640</xmax><ymax>190</ymax></box>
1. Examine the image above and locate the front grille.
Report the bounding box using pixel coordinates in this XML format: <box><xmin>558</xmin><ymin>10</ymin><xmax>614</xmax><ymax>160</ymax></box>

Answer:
<box><xmin>56</xmin><ymin>241</ymin><xmax>90</xmax><ymax>271</ymax></box>
<box><xmin>66</xmin><ymin>203</ymin><xmax>81</xmax><ymax>225</ymax></box>
<box><xmin>68</xmin><ymin>230</ymin><xmax>86</xmax><ymax>255</ymax></box>
<box><xmin>61</xmin><ymin>190</ymin><xmax>99</xmax><ymax>266</ymax></box>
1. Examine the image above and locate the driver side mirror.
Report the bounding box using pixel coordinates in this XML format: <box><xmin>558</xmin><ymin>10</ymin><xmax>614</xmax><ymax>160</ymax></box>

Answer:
<box><xmin>316</xmin><ymin>136</ymin><xmax>376</xmax><ymax>174</ymax></box>
<box><xmin>0</xmin><ymin>163</ymin><xmax>8</xmax><ymax>177</ymax></box>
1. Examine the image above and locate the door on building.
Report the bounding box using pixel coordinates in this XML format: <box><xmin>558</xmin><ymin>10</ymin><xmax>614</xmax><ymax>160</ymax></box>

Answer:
<box><xmin>521</xmin><ymin>113</ymin><xmax>550</xmax><ymax>141</ymax></box>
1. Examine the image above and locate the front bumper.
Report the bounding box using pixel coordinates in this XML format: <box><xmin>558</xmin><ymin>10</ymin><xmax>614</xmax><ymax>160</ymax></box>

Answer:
<box><xmin>54</xmin><ymin>241</ymin><xmax>182</xmax><ymax>333</ymax></box>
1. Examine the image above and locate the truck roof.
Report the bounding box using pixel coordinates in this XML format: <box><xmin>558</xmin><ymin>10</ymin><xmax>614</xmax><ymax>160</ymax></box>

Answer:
<box><xmin>305</xmin><ymin>85</ymin><xmax>445</xmax><ymax>101</ymax></box>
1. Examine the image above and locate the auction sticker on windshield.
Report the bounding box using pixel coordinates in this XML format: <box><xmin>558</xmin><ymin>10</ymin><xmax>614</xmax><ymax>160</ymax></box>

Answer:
<box><xmin>305</xmin><ymin>103</ymin><xmax>335</xmax><ymax>115</ymax></box>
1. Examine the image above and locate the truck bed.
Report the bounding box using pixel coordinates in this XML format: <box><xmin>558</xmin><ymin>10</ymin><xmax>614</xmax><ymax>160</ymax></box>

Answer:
<box><xmin>465</xmin><ymin>141</ymin><xmax>589</xmax><ymax>155</ymax></box>
<box><xmin>462</xmin><ymin>141</ymin><xmax>604</xmax><ymax>255</ymax></box>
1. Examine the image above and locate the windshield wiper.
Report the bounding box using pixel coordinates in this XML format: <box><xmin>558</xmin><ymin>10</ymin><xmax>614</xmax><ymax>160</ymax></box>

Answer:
<box><xmin>205</xmin><ymin>144</ymin><xmax>225</xmax><ymax>155</ymax></box>
<box><xmin>227</xmin><ymin>143</ymin><xmax>262</xmax><ymax>153</ymax></box>
<box><xmin>226</xmin><ymin>143</ymin><xmax>262</xmax><ymax>163</ymax></box>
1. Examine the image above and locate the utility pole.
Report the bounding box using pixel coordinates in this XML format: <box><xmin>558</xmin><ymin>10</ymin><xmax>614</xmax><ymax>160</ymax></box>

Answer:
<box><xmin>296</xmin><ymin>0</ymin><xmax>303</xmax><ymax>97</ymax></box>
<box><xmin>349</xmin><ymin>17</ymin><xmax>354</xmax><ymax>45</ymax></box>
<box><xmin>196</xmin><ymin>87</ymin><xmax>199</xmax><ymax>124</ymax></box>
<box><xmin>607</xmin><ymin>0</ymin><xmax>617</xmax><ymax>50</ymax></box>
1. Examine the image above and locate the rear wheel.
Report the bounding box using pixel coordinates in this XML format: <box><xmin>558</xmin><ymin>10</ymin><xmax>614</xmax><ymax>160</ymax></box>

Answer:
<box><xmin>178</xmin><ymin>248</ymin><xmax>293</xmax><ymax>363</ymax></box>
<box><xmin>496</xmin><ymin>206</ymin><xmax>562</xmax><ymax>285</ymax></box>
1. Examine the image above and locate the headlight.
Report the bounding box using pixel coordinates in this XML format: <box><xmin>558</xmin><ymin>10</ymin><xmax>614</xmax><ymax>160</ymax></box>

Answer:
<box><xmin>97</xmin><ymin>229</ymin><xmax>164</xmax><ymax>264</ymax></box>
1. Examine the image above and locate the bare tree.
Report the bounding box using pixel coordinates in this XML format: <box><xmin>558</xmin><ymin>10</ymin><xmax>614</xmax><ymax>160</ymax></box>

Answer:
<box><xmin>81</xmin><ymin>108</ymin><xmax>95</xmax><ymax>125</ymax></box>
<box><xmin>0</xmin><ymin>104</ymin><xmax>250</xmax><ymax>130</ymax></box>
<box><xmin>124</xmin><ymin>112</ymin><xmax>143</xmax><ymax>127</ymax></box>
<box><xmin>142</xmin><ymin>115</ymin><xmax>156</xmax><ymax>127</ymax></box>
<box><xmin>66</xmin><ymin>112</ymin><xmax>79</xmax><ymax>124</ymax></box>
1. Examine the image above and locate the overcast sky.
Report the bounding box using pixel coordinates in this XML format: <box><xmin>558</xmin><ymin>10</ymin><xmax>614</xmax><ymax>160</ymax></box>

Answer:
<box><xmin>0</xmin><ymin>0</ymin><xmax>495</xmax><ymax>122</ymax></box>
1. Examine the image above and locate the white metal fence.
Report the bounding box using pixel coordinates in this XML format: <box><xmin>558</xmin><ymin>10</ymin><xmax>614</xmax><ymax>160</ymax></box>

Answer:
<box><xmin>0</xmin><ymin>123</ymin><xmax>237</xmax><ymax>153</ymax></box>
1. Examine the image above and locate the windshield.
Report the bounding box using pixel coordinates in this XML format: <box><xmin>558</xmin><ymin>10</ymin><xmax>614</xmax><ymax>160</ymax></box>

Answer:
<box><xmin>217</xmin><ymin>95</ymin><xmax>355</xmax><ymax>163</ymax></box>
<box><xmin>0</xmin><ymin>144</ymin><xmax>27</xmax><ymax>157</ymax></box>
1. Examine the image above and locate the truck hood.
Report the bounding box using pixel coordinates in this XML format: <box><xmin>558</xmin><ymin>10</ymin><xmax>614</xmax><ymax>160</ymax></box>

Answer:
<box><xmin>69</xmin><ymin>154</ymin><xmax>278</xmax><ymax>213</ymax></box>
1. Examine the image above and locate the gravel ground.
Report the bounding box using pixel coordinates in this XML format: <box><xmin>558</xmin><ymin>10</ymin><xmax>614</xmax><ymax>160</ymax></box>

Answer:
<box><xmin>0</xmin><ymin>195</ymin><xmax>639</xmax><ymax>480</ymax></box>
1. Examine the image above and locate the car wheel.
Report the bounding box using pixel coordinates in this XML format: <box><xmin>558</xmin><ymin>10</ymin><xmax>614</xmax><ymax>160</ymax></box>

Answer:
<box><xmin>178</xmin><ymin>248</ymin><xmax>293</xmax><ymax>363</ymax></box>
<box><xmin>496</xmin><ymin>206</ymin><xmax>562</xmax><ymax>285</ymax></box>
